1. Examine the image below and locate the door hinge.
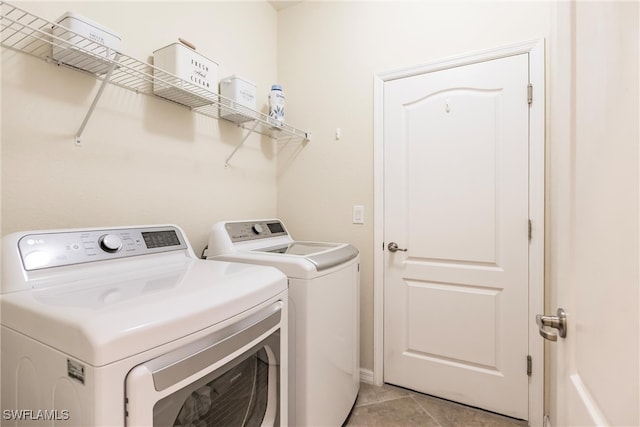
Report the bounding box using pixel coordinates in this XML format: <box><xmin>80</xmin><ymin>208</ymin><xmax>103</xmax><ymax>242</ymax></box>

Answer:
<box><xmin>528</xmin><ymin>219</ymin><xmax>532</xmax><ymax>241</ymax></box>
<box><xmin>527</xmin><ymin>355</ymin><xmax>532</xmax><ymax>376</ymax></box>
<box><xmin>527</xmin><ymin>83</ymin><xmax>533</xmax><ymax>105</ymax></box>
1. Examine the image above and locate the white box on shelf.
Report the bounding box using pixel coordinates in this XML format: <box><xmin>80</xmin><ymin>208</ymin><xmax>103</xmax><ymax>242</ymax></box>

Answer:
<box><xmin>153</xmin><ymin>41</ymin><xmax>218</xmax><ymax>108</ymax></box>
<box><xmin>51</xmin><ymin>12</ymin><xmax>121</xmax><ymax>75</ymax></box>
<box><xmin>219</xmin><ymin>75</ymin><xmax>256</xmax><ymax>123</ymax></box>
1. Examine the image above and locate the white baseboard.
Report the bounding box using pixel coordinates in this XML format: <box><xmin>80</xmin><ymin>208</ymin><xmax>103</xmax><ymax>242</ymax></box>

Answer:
<box><xmin>359</xmin><ymin>368</ymin><xmax>375</xmax><ymax>384</ymax></box>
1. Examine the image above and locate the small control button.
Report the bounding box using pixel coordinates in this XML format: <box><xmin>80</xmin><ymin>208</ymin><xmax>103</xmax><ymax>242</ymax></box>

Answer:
<box><xmin>252</xmin><ymin>224</ymin><xmax>264</xmax><ymax>234</ymax></box>
<box><xmin>99</xmin><ymin>234</ymin><xmax>123</xmax><ymax>253</ymax></box>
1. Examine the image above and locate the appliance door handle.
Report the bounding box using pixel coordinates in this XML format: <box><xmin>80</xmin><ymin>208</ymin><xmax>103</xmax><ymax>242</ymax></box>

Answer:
<box><xmin>141</xmin><ymin>302</ymin><xmax>282</xmax><ymax>391</ymax></box>
<box><xmin>536</xmin><ymin>308</ymin><xmax>567</xmax><ymax>341</ymax></box>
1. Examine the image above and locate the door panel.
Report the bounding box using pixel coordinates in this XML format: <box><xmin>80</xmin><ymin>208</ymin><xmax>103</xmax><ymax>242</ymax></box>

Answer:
<box><xmin>384</xmin><ymin>53</ymin><xmax>530</xmax><ymax>419</ymax></box>
<box><xmin>407</xmin><ymin>89</ymin><xmax>500</xmax><ymax>264</ymax></box>
<box><xmin>407</xmin><ymin>282</ymin><xmax>499</xmax><ymax>366</ymax></box>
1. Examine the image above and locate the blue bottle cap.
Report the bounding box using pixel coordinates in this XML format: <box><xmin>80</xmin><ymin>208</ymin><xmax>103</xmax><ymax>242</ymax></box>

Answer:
<box><xmin>271</xmin><ymin>84</ymin><xmax>282</xmax><ymax>91</ymax></box>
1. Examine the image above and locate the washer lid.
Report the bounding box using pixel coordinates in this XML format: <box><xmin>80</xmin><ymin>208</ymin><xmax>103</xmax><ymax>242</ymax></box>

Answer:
<box><xmin>0</xmin><ymin>258</ymin><xmax>286</xmax><ymax>367</ymax></box>
<box><xmin>257</xmin><ymin>242</ymin><xmax>359</xmax><ymax>271</ymax></box>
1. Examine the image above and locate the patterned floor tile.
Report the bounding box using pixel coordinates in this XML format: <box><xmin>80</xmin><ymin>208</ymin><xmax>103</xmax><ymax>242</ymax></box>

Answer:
<box><xmin>344</xmin><ymin>383</ymin><xmax>528</xmax><ymax>427</ymax></box>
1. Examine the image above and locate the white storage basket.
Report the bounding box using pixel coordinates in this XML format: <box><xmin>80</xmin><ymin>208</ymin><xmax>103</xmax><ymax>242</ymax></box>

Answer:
<box><xmin>153</xmin><ymin>41</ymin><xmax>218</xmax><ymax>108</ymax></box>
<box><xmin>51</xmin><ymin>12</ymin><xmax>121</xmax><ymax>75</ymax></box>
<box><xmin>219</xmin><ymin>75</ymin><xmax>256</xmax><ymax>123</ymax></box>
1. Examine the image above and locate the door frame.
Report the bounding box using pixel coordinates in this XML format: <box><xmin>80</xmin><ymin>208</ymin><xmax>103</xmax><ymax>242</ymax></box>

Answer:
<box><xmin>372</xmin><ymin>39</ymin><xmax>545</xmax><ymax>425</ymax></box>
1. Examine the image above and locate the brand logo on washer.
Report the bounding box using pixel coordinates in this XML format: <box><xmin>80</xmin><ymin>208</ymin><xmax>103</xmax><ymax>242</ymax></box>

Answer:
<box><xmin>26</xmin><ymin>238</ymin><xmax>45</xmax><ymax>245</ymax></box>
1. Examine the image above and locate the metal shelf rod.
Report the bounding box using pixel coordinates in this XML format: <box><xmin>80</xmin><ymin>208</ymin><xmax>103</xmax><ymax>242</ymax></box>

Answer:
<box><xmin>224</xmin><ymin>120</ymin><xmax>260</xmax><ymax>167</ymax></box>
<box><xmin>75</xmin><ymin>52</ymin><xmax>120</xmax><ymax>146</ymax></box>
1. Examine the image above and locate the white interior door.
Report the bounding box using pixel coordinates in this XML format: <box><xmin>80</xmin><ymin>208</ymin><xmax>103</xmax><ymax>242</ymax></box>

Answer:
<box><xmin>383</xmin><ymin>53</ymin><xmax>531</xmax><ymax>420</ymax></box>
<box><xmin>549</xmin><ymin>2</ymin><xmax>639</xmax><ymax>426</ymax></box>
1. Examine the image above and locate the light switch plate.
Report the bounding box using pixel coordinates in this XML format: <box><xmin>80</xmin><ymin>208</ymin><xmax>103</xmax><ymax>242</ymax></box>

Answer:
<box><xmin>353</xmin><ymin>205</ymin><xmax>364</xmax><ymax>224</ymax></box>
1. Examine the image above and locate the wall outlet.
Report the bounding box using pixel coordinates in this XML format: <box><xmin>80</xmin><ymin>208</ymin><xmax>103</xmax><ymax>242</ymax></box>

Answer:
<box><xmin>353</xmin><ymin>205</ymin><xmax>364</xmax><ymax>224</ymax></box>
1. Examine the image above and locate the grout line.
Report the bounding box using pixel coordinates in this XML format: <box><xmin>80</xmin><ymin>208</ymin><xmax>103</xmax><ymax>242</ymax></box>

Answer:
<box><xmin>355</xmin><ymin>394</ymin><xmax>413</xmax><ymax>408</ymax></box>
<box><xmin>410</xmin><ymin>394</ymin><xmax>443</xmax><ymax>427</ymax></box>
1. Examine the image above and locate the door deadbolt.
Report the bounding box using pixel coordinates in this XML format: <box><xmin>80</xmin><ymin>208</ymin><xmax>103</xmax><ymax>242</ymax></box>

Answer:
<box><xmin>536</xmin><ymin>308</ymin><xmax>567</xmax><ymax>341</ymax></box>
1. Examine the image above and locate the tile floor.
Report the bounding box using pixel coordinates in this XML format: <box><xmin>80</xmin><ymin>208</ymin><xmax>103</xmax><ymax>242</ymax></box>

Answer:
<box><xmin>344</xmin><ymin>383</ymin><xmax>528</xmax><ymax>427</ymax></box>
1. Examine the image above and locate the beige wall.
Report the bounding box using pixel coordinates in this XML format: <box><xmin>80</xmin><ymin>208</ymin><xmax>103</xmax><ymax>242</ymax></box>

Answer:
<box><xmin>2</xmin><ymin>0</ymin><xmax>554</xmax><ymax>376</ymax></box>
<box><xmin>276</xmin><ymin>1</ymin><xmax>552</xmax><ymax>372</ymax></box>
<box><xmin>2</xmin><ymin>1</ymin><xmax>279</xmax><ymax>254</ymax></box>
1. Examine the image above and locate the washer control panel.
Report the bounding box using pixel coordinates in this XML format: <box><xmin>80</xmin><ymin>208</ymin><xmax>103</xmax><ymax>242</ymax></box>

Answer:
<box><xmin>18</xmin><ymin>226</ymin><xmax>188</xmax><ymax>271</ymax></box>
<box><xmin>225</xmin><ymin>220</ymin><xmax>288</xmax><ymax>243</ymax></box>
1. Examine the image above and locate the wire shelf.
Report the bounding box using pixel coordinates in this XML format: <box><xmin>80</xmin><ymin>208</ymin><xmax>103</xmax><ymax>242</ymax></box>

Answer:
<box><xmin>0</xmin><ymin>1</ymin><xmax>311</xmax><ymax>153</ymax></box>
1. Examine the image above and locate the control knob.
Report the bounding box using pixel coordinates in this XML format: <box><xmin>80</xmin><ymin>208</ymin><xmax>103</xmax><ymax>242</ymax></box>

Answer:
<box><xmin>99</xmin><ymin>234</ymin><xmax>123</xmax><ymax>253</ymax></box>
<box><xmin>252</xmin><ymin>224</ymin><xmax>264</xmax><ymax>234</ymax></box>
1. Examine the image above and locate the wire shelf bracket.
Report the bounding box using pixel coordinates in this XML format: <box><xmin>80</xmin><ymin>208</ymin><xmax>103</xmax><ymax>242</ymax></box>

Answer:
<box><xmin>224</xmin><ymin>120</ymin><xmax>260</xmax><ymax>168</ymax></box>
<box><xmin>75</xmin><ymin>52</ymin><xmax>120</xmax><ymax>146</ymax></box>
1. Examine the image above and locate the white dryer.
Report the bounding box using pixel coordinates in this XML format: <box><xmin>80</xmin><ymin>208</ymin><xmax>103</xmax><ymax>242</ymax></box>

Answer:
<box><xmin>206</xmin><ymin>219</ymin><xmax>360</xmax><ymax>427</ymax></box>
<box><xmin>1</xmin><ymin>225</ymin><xmax>288</xmax><ymax>427</ymax></box>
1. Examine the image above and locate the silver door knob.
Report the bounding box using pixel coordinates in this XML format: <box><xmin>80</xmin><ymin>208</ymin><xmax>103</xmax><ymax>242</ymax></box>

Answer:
<box><xmin>387</xmin><ymin>242</ymin><xmax>408</xmax><ymax>253</ymax></box>
<box><xmin>536</xmin><ymin>308</ymin><xmax>567</xmax><ymax>341</ymax></box>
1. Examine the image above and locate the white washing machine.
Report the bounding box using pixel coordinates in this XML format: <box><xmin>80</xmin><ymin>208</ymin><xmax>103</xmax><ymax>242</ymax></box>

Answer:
<box><xmin>206</xmin><ymin>219</ymin><xmax>360</xmax><ymax>427</ymax></box>
<box><xmin>1</xmin><ymin>225</ymin><xmax>288</xmax><ymax>427</ymax></box>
